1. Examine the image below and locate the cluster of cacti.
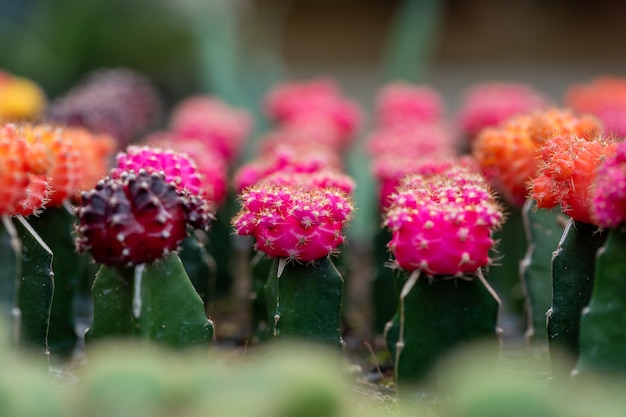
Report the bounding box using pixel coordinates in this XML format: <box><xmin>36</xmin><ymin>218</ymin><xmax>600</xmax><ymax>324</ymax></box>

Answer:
<box><xmin>472</xmin><ymin>109</ymin><xmax>602</xmax><ymax>348</ymax></box>
<box><xmin>6</xmin><ymin>63</ymin><xmax>626</xmax><ymax>412</ymax></box>
<box><xmin>233</xmin><ymin>77</ymin><xmax>359</xmax><ymax>344</ymax></box>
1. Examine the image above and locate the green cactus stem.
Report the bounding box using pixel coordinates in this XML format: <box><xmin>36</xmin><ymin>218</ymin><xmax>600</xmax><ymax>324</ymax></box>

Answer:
<box><xmin>264</xmin><ymin>257</ymin><xmax>344</xmax><ymax>348</ymax></box>
<box><xmin>386</xmin><ymin>269</ymin><xmax>501</xmax><ymax>390</ymax></box>
<box><xmin>547</xmin><ymin>219</ymin><xmax>607</xmax><ymax>379</ymax></box>
<box><xmin>0</xmin><ymin>216</ymin><xmax>20</xmax><ymax>331</ymax></box>
<box><xmin>576</xmin><ymin>227</ymin><xmax>626</xmax><ymax>375</ymax></box>
<box><xmin>28</xmin><ymin>203</ymin><xmax>87</xmax><ymax>359</ymax></box>
<box><xmin>205</xmin><ymin>210</ymin><xmax>235</xmax><ymax>298</ymax></box>
<box><xmin>12</xmin><ymin>215</ymin><xmax>54</xmax><ymax>358</ymax></box>
<box><xmin>372</xmin><ymin>227</ymin><xmax>397</xmax><ymax>334</ymax></box>
<box><xmin>85</xmin><ymin>252</ymin><xmax>213</xmax><ymax>350</ymax></box>
<box><xmin>520</xmin><ymin>200</ymin><xmax>566</xmax><ymax>347</ymax></box>
<box><xmin>179</xmin><ymin>232</ymin><xmax>214</xmax><ymax>306</ymax></box>
<box><xmin>487</xmin><ymin>204</ymin><xmax>527</xmax><ymax>326</ymax></box>
<box><xmin>250</xmin><ymin>252</ymin><xmax>272</xmax><ymax>336</ymax></box>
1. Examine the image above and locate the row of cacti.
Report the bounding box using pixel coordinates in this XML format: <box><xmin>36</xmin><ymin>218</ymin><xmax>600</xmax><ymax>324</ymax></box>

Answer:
<box><xmin>5</xmin><ymin>67</ymin><xmax>626</xmax><ymax>397</ymax></box>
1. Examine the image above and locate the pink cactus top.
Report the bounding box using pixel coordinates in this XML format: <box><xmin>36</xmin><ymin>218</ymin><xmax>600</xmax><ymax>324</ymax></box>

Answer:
<box><xmin>169</xmin><ymin>95</ymin><xmax>252</xmax><ymax>163</ymax></box>
<box><xmin>375</xmin><ymin>82</ymin><xmax>445</xmax><ymax>127</ymax></box>
<box><xmin>384</xmin><ymin>166</ymin><xmax>503</xmax><ymax>276</ymax></box>
<box><xmin>232</xmin><ymin>183</ymin><xmax>353</xmax><ymax>262</ymax></box>
<box><xmin>592</xmin><ymin>140</ymin><xmax>626</xmax><ymax>228</ymax></box>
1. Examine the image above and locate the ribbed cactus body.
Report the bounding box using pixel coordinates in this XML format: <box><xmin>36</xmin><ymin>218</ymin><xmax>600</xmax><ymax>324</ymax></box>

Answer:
<box><xmin>576</xmin><ymin>227</ymin><xmax>626</xmax><ymax>375</ymax></box>
<box><xmin>12</xmin><ymin>216</ymin><xmax>53</xmax><ymax>359</ymax></box>
<box><xmin>264</xmin><ymin>257</ymin><xmax>344</xmax><ymax>348</ymax></box>
<box><xmin>0</xmin><ymin>215</ymin><xmax>53</xmax><ymax>364</ymax></box>
<box><xmin>520</xmin><ymin>200</ymin><xmax>565</xmax><ymax>346</ymax></box>
<box><xmin>178</xmin><ymin>233</ymin><xmax>213</xmax><ymax>304</ymax></box>
<box><xmin>547</xmin><ymin>219</ymin><xmax>607</xmax><ymax>379</ymax></box>
<box><xmin>85</xmin><ymin>252</ymin><xmax>213</xmax><ymax>349</ymax></box>
<box><xmin>385</xmin><ymin>270</ymin><xmax>500</xmax><ymax>389</ymax></box>
<box><xmin>28</xmin><ymin>205</ymin><xmax>87</xmax><ymax>359</ymax></box>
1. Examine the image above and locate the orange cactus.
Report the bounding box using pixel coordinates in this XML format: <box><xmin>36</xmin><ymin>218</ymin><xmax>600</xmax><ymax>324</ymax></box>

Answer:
<box><xmin>531</xmin><ymin>133</ymin><xmax>617</xmax><ymax>224</ymax></box>
<box><xmin>0</xmin><ymin>125</ymin><xmax>33</xmax><ymax>215</ymax></box>
<box><xmin>473</xmin><ymin>108</ymin><xmax>603</xmax><ymax>206</ymax></box>
<box><xmin>19</xmin><ymin>124</ymin><xmax>115</xmax><ymax>206</ymax></box>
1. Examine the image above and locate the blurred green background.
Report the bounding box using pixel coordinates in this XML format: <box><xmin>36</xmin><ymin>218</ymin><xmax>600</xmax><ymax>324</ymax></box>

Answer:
<box><xmin>3</xmin><ymin>0</ymin><xmax>626</xmax><ymax>109</ymax></box>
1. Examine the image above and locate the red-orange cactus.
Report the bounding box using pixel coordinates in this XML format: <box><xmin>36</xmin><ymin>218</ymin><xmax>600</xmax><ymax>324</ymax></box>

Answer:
<box><xmin>473</xmin><ymin>109</ymin><xmax>603</xmax><ymax>206</ymax></box>
<box><xmin>0</xmin><ymin>125</ymin><xmax>33</xmax><ymax>215</ymax></box>
<box><xmin>19</xmin><ymin>124</ymin><xmax>115</xmax><ymax>206</ymax></box>
<box><xmin>531</xmin><ymin>133</ymin><xmax>617</xmax><ymax>224</ymax></box>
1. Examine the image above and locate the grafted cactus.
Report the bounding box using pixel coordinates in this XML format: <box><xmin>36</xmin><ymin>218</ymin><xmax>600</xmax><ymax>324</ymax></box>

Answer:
<box><xmin>233</xmin><ymin>181</ymin><xmax>354</xmax><ymax>347</ymax></box>
<box><xmin>77</xmin><ymin>170</ymin><xmax>214</xmax><ymax>350</ymax></box>
<box><xmin>383</xmin><ymin>165</ymin><xmax>503</xmax><ymax>390</ymax></box>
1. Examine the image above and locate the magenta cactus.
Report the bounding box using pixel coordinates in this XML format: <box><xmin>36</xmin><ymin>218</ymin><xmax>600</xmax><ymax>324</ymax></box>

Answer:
<box><xmin>592</xmin><ymin>140</ymin><xmax>626</xmax><ymax>228</ymax></box>
<box><xmin>264</xmin><ymin>78</ymin><xmax>362</xmax><ymax>141</ymax></box>
<box><xmin>259</xmin><ymin>170</ymin><xmax>356</xmax><ymax>196</ymax></box>
<box><xmin>384</xmin><ymin>166</ymin><xmax>503</xmax><ymax>276</ymax></box>
<box><xmin>143</xmin><ymin>132</ymin><xmax>229</xmax><ymax>206</ymax></box>
<box><xmin>375</xmin><ymin>82</ymin><xmax>445</xmax><ymax>127</ymax></box>
<box><xmin>113</xmin><ymin>145</ymin><xmax>204</xmax><ymax>198</ymax></box>
<box><xmin>232</xmin><ymin>183</ymin><xmax>353</xmax><ymax>262</ymax></box>
<box><xmin>75</xmin><ymin>170</ymin><xmax>212</xmax><ymax>266</ymax></box>
<box><xmin>233</xmin><ymin>144</ymin><xmax>342</xmax><ymax>192</ymax></box>
<box><xmin>169</xmin><ymin>96</ymin><xmax>252</xmax><ymax>163</ymax></box>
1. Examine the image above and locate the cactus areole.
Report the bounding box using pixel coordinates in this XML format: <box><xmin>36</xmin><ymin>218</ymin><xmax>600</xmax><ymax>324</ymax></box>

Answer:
<box><xmin>76</xmin><ymin>170</ymin><xmax>212</xmax><ymax>267</ymax></box>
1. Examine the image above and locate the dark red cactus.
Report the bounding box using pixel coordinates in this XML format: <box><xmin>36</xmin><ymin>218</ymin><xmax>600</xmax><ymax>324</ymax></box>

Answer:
<box><xmin>75</xmin><ymin>170</ymin><xmax>212</xmax><ymax>266</ymax></box>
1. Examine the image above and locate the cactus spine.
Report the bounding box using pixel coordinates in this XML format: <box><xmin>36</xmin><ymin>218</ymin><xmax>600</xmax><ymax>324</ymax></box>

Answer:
<box><xmin>264</xmin><ymin>257</ymin><xmax>344</xmax><ymax>348</ymax></box>
<box><xmin>547</xmin><ymin>219</ymin><xmax>607</xmax><ymax>378</ymax></box>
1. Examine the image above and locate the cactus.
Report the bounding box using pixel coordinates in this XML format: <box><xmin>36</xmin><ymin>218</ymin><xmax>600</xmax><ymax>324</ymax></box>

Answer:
<box><xmin>520</xmin><ymin>200</ymin><xmax>565</xmax><ymax>347</ymax></box>
<box><xmin>85</xmin><ymin>252</ymin><xmax>214</xmax><ymax>349</ymax></box>
<box><xmin>383</xmin><ymin>164</ymin><xmax>504</xmax><ymax>390</ymax></box>
<box><xmin>264</xmin><ymin>257</ymin><xmax>344</xmax><ymax>348</ymax></box>
<box><xmin>575</xmin><ymin>140</ymin><xmax>626</xmax><ymax>375</ymax></box>
<box><xmin>547</xmin><ymin>219</ymin><xmax>607</xmax><ymax>378</ymax></box>
<box><xmin>47</xmin><ymin>67</ymin><xmax>161</xmax><ymax>148</ymax></box>
<box><xmin>575</xmin><ymin>227</ymin><xmax>626</xmax><ymax>375</ymax></box>
<box><xmin>233</xmin><ymin>181</ymin><xmax>354</xmax><ymax>346</ymax></box>
<box><xmin>75</xmin><ymin>170</ymin><xmax>214</xmax><ymax>350</ymax></box>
